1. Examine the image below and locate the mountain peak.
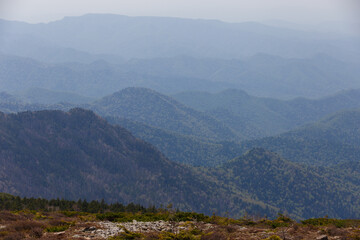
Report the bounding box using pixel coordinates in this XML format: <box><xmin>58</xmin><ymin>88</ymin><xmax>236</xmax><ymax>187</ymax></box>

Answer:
<box><xmin>92</xmin><ymin>88</ymin><xmax>238</xmax><ymax>141</ymax></box>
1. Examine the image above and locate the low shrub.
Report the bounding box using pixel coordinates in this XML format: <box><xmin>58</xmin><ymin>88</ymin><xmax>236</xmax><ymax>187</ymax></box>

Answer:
<box><xmin>45</xmin><ymin>221</ymin><xmax>74</xmax><ymax>232</ymax></box>
<box><xmin>266</xmin><ymin>214</ymin><xmax>294</xmax><ymax>229</ymax></box>
<box><xmin>7</xmin><ymin>220</ymin><xmax>44</xmax><ymax>232</ymax></box>
<box><xmin>29</xmin><ymin>227</ymin><xmax>43</xmax><ymax>238</ymax></box>
<box><xmin>45</xmin><ymin>225</ymin><xmax>69</xmax><ymax>232</ymax></box>
<box><xmin>301</xmin><ymin>218</ymin><xmax>360</xmax><ymax>228</ymax></box>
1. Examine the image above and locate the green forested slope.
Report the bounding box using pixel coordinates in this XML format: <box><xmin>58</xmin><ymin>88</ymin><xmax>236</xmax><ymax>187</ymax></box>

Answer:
<box><xmin>214</xmin><ymin>148</ymin><xmax>360</xmax><ymax>219</ymax></box>
<box><xmin>106</xmin><ymin>116</ymin><xmax>243</xmax><ymax>166</ymax></box>
<box><xmin>0</xmin><ymin>109</ymin><xmax>275</xmax><ymax>217</ymax></box>
<box><xmin>107</xmin><ymin>109</ymin><xmax>360</xmax><ymax>167</ymax></box>
<box><xmin>240</xmin><ymin>109</ymin><xmax>360</xmax><ymax>165</ymax></box>
<box><xmin>2</xmin><ymin>89</ymin><xmax>360</xmax><ymax>168</ymax></box>
<box><xmin>173</xmin><ymin>89</ymin><xmax>360</xmax><ymax>139</ymax></box>
<box><xmin>0</xmin><ymin>109</ymin><xmax>359</xmax><ymax>219</ymax></box>
<box><xmin>92</xmin><ymin>87</ymin><xmax>240</xmax><ymax>141</ymax></box>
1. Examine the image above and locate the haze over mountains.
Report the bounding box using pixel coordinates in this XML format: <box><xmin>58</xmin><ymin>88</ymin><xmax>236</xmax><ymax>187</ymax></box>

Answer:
<box><xmin>1</xmin><ymin>52</ymin><xmax>359</xmax><ymax>99</ymax></box>
<box><xmin>0</xmin><ymin>13</ymin><xmax>360</xmax><ymax>220</ymax></box>
<box><xmin>1</xmin><ymin>14</ymin><xmax>359</xmax><ymax>61</ymax></box>
<box><xmin>1</xmin><ymin>14</ymin><xmax>360</xmax><ymax>98</ymax></box>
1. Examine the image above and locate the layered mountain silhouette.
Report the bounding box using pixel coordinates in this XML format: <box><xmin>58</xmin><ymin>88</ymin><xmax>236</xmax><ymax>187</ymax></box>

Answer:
<box><xmin>1</xmin><ymin>14</ymin><xmax>358</xmax><ymax>61</ymax></box>
<box><xmin>106</xmin><ymin>116</ymin><xmax>243</xmax><ymax>167</ymax></box>
<box><xmin>240</xmin><ymin>109</ymin><xmax>360</xmax><ymax>165</ymax></box>
<box><xmin>108</xmin><ymin>107</ymin><xmax>360</xmax><ymax>167</ymax></box>
<box><xmin>0</xmin><ymin>108</ymin><xmax>277</xmax><ymax>217</ymax></box>
<box><xmin>173</xmin><ymin>88</ymin><xmax>360</xmax><ymax>138</ymax></box>
<box><xmin>1</xmin><ymin>13</ymin><xmax>360</xmax><ymax>221</ymax></box>
<box><xmin>1</xmin><ymin>87</ymin><xmax>360</xmax><ymax>167</ymax></box>
<box><xmin>91</xmin><ymin>87</ymin><xmax>239</xmax><ymax>141</ymax></box>
<box><xmin>0</xmin><ymin>109</ymin><xmax>359</xmax><ymax>219</ymax></box>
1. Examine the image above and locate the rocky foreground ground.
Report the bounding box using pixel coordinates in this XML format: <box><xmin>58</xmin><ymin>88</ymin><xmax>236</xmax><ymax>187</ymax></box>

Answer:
<box><xmin>67</xmin><ymin>220</ymin><xmax>360</xmax><ymax>240</ymax></box>
<box><xmin>0</xmin><ymin>211</ymin><xmax>360</xmax><ymax>239</ymax></box>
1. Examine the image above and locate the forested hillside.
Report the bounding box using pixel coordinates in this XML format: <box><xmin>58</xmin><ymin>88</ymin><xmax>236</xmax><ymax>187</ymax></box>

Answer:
<box><xmin>214</xmin><ymin>148</ymin><xmax>360</xmax><ymax>219</ymax></box>
<box><xmin>0</xmin><ymin>109</ymin><xmax>360</xmax><ymax>219</ymax></box>
<box><xmin>173</xmin><ymin>88</ymin><xmax>360</xmax><ymax>138</ymax></box>
<box><xmin>106</xmin><ymin>116</ymin><xmax>243</xmax><ymax>166</ymax></box>
<box><xmin>2</xmin><ymin>88</ymin><xmax>360</xmax><ymax>167</ymax></box>
<box><xmin>0</xmin><ymin>109</ymin><xmax>276</xmax><ymax>217</ymax></box>
<box><xmin>107</xmin><ymin>109</ymin><xmax>360</xmax><ymax>167</ymax></box>
<box><xmin>240</xmin><ymin>109</ymin><xmax>360</xmax><ymax>165</ymax></box>
<box><xmin>91</xmin><ymin>87</ymin><xmax>239</xmax><ymax>141</ymax></box>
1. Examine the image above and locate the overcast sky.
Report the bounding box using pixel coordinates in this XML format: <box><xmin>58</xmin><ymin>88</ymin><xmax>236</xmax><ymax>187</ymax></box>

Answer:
<box><xmin>0</xmin><ymin>0</ymin><xmax>359</xmax><ymax>27</ymax></box>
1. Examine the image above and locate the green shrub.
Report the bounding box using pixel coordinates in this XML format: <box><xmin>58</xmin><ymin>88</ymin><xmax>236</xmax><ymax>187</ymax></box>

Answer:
<box><xmin>45</xmin><ymin>225</ymin><xmax>69</xmax><ymax>232</ymax></box>
<box><xmin>60</xmin><ymin>211</ymin><xmax>89</xmax><ymax>217</ymax></box>
<box><xmin>266</xmin><ymin>214</ymin><xmax>294</xmax><ymax>228</ymax></box>
<box><xmin>300</xmin><ymin>218</ymin><xmax>359</xmax><ymax>228</ymax></box>
<box><xmin>97</xmin><ymin>212</ymin><xmax>127</xmax><ymax>222</ymax></box>
<box><xmin>173</xmin><ymin>212</ymin><xmax>209</xmax><ymax>222</ymax></box>
<box><xmin>45</xmin><ymin>221</ymin><xmax>73</xmax><ymax>232</ymax></box>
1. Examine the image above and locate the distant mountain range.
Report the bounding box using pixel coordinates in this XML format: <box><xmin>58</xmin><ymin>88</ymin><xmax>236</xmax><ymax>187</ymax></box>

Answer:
<box><xmin>1</xmin><ymin>109</ymin><xmax>359</xmax><ymax>219</ymax></box>
<box><xmin>1</xmin><ymin>53</ymin><xmax>359</xmax><ymax>99</ymax></box>
<box><xmin>1</xmin><ymin>14</ymin><xmax>359</xmax><ymax>61</ymax></box>
<box><xmin>108</xmin><ymin>108</ymin><xmax>360</xmax><ymax>167</ymax></box>
<box><xmin>125</xmin><ymin>54</ymin><xmax>360</xmax><ymax>98</ymax></box>
<box><xmin>0</xmin><ymin>54</ymin><xmax>236</xmax><ymax>98</ymax></box>
<box><xmin>240</xmin><ymin>109</ymin><xmax>360</xmax><ymax>166</ymax></box>
<box><xmin>1</xmin><ymin>14</ymin><xmax>359</xmax><ymax>99</ymax></box>
<box><xmin>15</xmin><ymin>87</ymin><xmax>95</xmax><ymax>104</ymax></box>
<box><xmin>1</xmin><ymin>87</ymin><xmax>360</xmax><ymax>167</ymax></box>
<box><xmin>173</xmin><ymin>88</ymin><xmax>360</xmax><ymax>138</ymax></box>
<box><xmin>101</xmin><ymin>88</ymin><xmax>360</xmax><ymax>167</ymax></box>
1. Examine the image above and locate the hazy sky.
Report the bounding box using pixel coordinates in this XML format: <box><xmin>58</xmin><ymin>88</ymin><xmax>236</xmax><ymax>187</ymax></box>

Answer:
<box><xmin>0</xmin><ymin>0</ymin><xmax>359</xmax><ymax>26</ymax></box>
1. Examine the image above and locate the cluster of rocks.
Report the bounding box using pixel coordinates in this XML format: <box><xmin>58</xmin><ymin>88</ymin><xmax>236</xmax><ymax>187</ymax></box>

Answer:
<box><xmin>72</xmin><ymin>220</ymin><xmax>198</xmax><ymax>239</ymax></box>
<box><xmin>72</xmin><ymin>222</ymin><xmax>120</xmax><ymax>239</ymax></box>
<box><xmin>118</xmin><ymin>220</ymin><xmax>189</xmax><ymax>233</ymax></box>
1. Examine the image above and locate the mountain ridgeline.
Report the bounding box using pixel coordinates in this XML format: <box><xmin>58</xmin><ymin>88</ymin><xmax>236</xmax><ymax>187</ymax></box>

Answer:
<box><xmin>239</xmin><ymin>109</ymin><xmax>360</xmax><ymax>165</ymax></box>
<box><xmin>1</xmin><ymin>87</ymin><xmax>360</xmax><ymax>168</ymax></box>
<box><xmin>91</xmin><ymin>87</ymin><xmax>239</xmax><ymax>141</ymax></box>
<box><xmin>0</xmin><ymin>109</ymin><xmax>286</xmax><ymax>218</ymax></box>
<box><xmin>2</xmin><ymin>14</ymin><xmax>359</xmax><ymax>61</ymax></box>
<box><xmin>0</xmin><ymin>109</ymin><xmax>360</xmax><ymax>219</ymax></box>
<box><xmin>173</xmin><ymin>88</ymin><xmax>360</xmax><ymax>138</ymax></box>
<box><xmin>1</xmin><ymin>53</ymin><xmax>359</xmax><ymax>99</ymax></box>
